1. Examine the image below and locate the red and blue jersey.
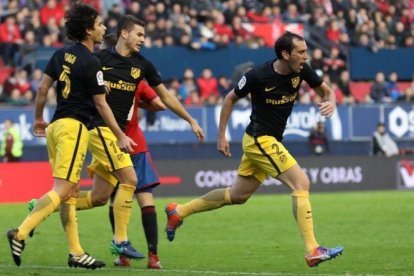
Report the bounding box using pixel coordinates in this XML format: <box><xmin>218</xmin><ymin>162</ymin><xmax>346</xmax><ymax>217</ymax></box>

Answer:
<box><xmin>125</xmin><ymin>81</ymin><xmax>157</xmax><ymax>154</ymax></box>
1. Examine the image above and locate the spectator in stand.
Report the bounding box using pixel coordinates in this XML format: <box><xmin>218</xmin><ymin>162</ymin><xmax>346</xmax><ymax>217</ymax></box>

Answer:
<box><xmin>323</xmin><ymin>47</ymin><xmax>345</xmax><ymax>84</ymax></box>
<box><xmin>184</xmin><ymin>90</ymin><xmax>202</xmax><ymax>107</ymax></box>
<box><xmin>386</xmin><ymin>71</ymin><xmax>402</xmax><ymax>101</ymax></box>
<box><xmin>217</xmin><ymin>75</ymin><xmax>231</xmax><ymax>100</ymax></box>
<box><xmin>403</xmin><ymin>35</ymin><xmax>414</xmax><ymax>48</ymax></box>
<box><xmin>169</xmin><ymin>3</ymin><xmax>188</xmax><ymax>25</ymax></box>
<box><xmin>246</xmin><ymin>5</ymin><xmax>271</xmax><ymax>23</ymax></box>
<box><xmin>223</xmin><ymin>0</ymin><xmax>238</xmax><ymax>25</ymax></box>
<box><xmin>309</xmin><ymin>121</ymin><xmax>329</xmax><ymax>156</ymax></box>
<box><xmin>369</xmin><ymin>72</ymin><xmax>391</xmax><ymax>103</ymax></box>
<box><xmin>400</xmin><ymin>7</ymin><xmax>413</xmax><ymax>31</ymax></box>
<box><xmin>372</xmin><ymin>122</ymin><xmax>399</xmax><ymax>157</ymax></box>
<box><xmin>0</xmin><ymin>15</ymin><xmax>23</xmax><ymax>66</ymax></box>
<box><xmin>197</xmin><ymin>67</ymin><xmax>219</xmax><ymax>103</ymax></box>
<box><xmin>337</xmin><ymin>70</ymin><xmax>355</xmax><ymax>104</ymax></box>
<box><xmin>1</xmin><ymin>118</ymin><xmax>23</xmax><ymax>162</ymax></box>
<box><xmin>30</xmin><ymin>69</ymin><xmax>43</xmax><ymax>95</ymax></box>
<box><xmin>3</xmin><ymin>69</ymin><xmax>31</xmax><ymax>98</ymax></box>
<box><xmin>171</xmin><ymin>15</ymin><xmax>191</xmax><ymax>46</ymax></box>
<box><xmin>230</xmin><ymin>16</ymin><xmax>250</xmax><ymax>42</ymax></box>
<box><xmin>397</xmin><ymin>87</ymin><xmax>414</xmax><ymax>103</ymax></box>
<box><xmin>39</xmin><ymin>0</ymin><xmax>65</xmax><ymax>26</ymax></box>
<box><xmin>154</xmin><ymin>2</ymin><xmax>168</xmax><ymax>20</ymax></box>
<box><xmin>392</xmin><ymin>21</ymin><xmax>408</xmax><ymax>47</ymax></box>
<box><xmin>17</xmin><ymin>30</ymin><xmax>39</xmax><ymax>72</ymax></box>
<box><xmin>398</xmin><ymin>74</ymin><xmax>414</xmax><ymax>102</ymax></box>
<box><xmin>125</xmin><ymin>0</ymin><xmax>144</xmax><ymax>20</ymax></box>
<box><xmin>325</xmin><ymin>19</ymin><xmax>343</xmax><ymax>46</ymax></box>
<box><xmin>310</xmin><ymin>48</ymin><xmax>325</xmax><ymax>77</ymax></box>
<box><xmin>178</xmin><ymin>68</ymin><xmax>198</xmax><ymax>103</ymax></box>
<box><xmin>283</xmin><ymin>3</ymin><xmax>307</xmax><ymax>23</ymax></box>
<box><xmin>375</xmin><ymin>21</ymin><xmax>390</xmax><ymax>44</ymax></box>
<box><xmin>189</xmin><ymin>0</ymin><xmax>214</xmax><ymax>22</ymax></box>
<box><xmin>5</xmin><ymin>88</ymin><xmax>32</xmax><ymax>106</ymax></box>
<box><xmin>212</xmin><ymin>9</ymin><xmax>234</xmax><ymax>41</ymax></box>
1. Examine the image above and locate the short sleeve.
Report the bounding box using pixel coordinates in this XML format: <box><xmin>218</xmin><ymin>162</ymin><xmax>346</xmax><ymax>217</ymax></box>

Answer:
<box><xmin>43</xmin><ymin>50</ymin><xmax>59</xmax><ymax>80</ymax></box>
<box><xmin>85</xmin><ymin>57</ymin><xmax>106</xmax><ymax>95</ymax></box>
<box><xmin>234</xmin><ymin>70</ymin><xmax>255</xmax><ymax>98</ymax></box>
<box><xmin>142</xmin><ymin>59</ymin><xmax>163</xmax><ymax>87</ymax></box>
<box><xmin>301</xmin><ymin>63</ymin><xmax>323</xmax><ymax>88</ymax></box>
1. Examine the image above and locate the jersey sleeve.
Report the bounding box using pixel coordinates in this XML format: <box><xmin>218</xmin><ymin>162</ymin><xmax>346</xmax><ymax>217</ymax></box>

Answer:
<box><xmin>139</xmin><ymin>81</ymin><xmax>158</xmax><ymax>103</ymax></box>
<box><xmin>301</xmin><ymin>63</ymin><xmax>323</xmax><ymax>88</ymax></box>
<box><xmin>43</xmin><ymin>50</ymin><xmax>59</xmax><ymax>80</ymax></box>
<box><xmin>234</xmin><ymin>70</ymin><xmax>255</xmax><ymax>98</ymax></box>
<box><xmin>142</xmin><ymin>59</ymin><xmax>163</xmax><ymax>87</ymax></box>
<box><xmin>85</xmin><ymin>57</ymin><xmax>106</xmax><ymax>95</ymax></box>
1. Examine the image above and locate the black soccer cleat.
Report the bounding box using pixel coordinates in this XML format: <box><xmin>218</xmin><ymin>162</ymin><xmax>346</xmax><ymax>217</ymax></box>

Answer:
<box><xmin>68</xmin><ymin>253</ymin><xmax>106</xmax><ymax>270</ymax></box>
<box><xmin>7</xmin><ymin>228</ymin><xmax>25</xmax><ymax>266</ymax></box>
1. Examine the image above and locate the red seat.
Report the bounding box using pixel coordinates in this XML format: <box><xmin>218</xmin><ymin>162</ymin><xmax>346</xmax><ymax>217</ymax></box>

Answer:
<box><xmin>350</xmin><ymin>81</ymin><xmax>371</xmax><ymax>103</ymax></box>
<box><xmin>0</xmin><ymin>67</ymin><xmax>13</xmax><ymax>85</ymax></box>
<box><xmin>398</xmin><ymin>82</ymin><xmax>411</xmax><ymax>93</ymax></box>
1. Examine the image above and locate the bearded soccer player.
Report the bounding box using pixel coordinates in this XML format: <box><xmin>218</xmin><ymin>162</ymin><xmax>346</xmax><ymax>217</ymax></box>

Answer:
<box><xmin>7</xmin><ymin>4</ymin><xmax>134</xmax><ymax>269</ymax></box>
<box><xmin>165</xmin><ymin>31</ymin><xmax>344</xmax><ymax>267</ymax></box>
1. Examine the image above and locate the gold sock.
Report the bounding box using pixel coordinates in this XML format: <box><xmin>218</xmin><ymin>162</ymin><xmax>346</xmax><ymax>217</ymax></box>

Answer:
<box><xmin>60</xmin><ymin>197</ymin><xmax>84</xmax><ymax>255</ymax></box>
<box><xmin>17</xmin><ymin>191</ymin><xmax>60</xmax><ymax>240</ymax></box>
<box><xmin>113</xmin><ymin>183</ymin><xmax>135</xmax><ymax>243</ymax></box>
<box><xmin>178</xmin><ymin>188</ymin><xmax>232</xmax><ymax>218</ymax></box>
<box><xmin>76</xmin><ymin>191</ymin><xmax>93</xmax><ymax>210</ymax></box>
<box><xmin>292</xmin><ymin>190</ymin><xmax>319</xmax><ymax>254</ymax></box>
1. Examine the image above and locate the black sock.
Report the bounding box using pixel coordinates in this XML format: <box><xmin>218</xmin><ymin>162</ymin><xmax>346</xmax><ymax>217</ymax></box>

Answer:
<box><xmin>109</xmin><ymin>188</ymin><xmax>117</xmax><ymax>234</ymax></box>
<box><xmin>141</xmin><ymin>206</ymin><xmax>158</xmax><ymax>254</ymax></box>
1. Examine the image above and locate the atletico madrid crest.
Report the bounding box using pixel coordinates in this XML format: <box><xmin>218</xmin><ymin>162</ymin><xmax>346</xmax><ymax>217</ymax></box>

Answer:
<box><xmin>131</xmin><ymin>67</ymin><xmax>141</xmax><ymax>79</ymax></box>
<box><xmin>291</xmin><ymin>77</ymin><xmax>300</xmax><ymax>88</ymax></box>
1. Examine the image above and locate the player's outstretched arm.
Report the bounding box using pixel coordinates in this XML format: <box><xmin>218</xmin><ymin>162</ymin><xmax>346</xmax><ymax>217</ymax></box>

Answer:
<box><xmin>153</xmin><ymin>83</ymin><xmax>205</xmax><ymax>142</ymax></box>
<box><xmin>33</xmin><ymin>74</ymin><xmax>54</xmax><ymax>137</ymax></box>
<box><xmin>139</xmin><ymin>96</ymin><xmax>166</xmax><ymax>112</ymax></box>
<box><xmin>217</xmin><ymin>90</ymin><xmax>239</xmax><ymax>158</ymax></box>
<box><xmin>93</xmin><ymin>94</ymin><xmax>136</xmax><ymax>152</ymax></box>
<box><xmin>314</xmin><ymin>82</ymin><xmax>336</xmax><ymax>118</ymax></box>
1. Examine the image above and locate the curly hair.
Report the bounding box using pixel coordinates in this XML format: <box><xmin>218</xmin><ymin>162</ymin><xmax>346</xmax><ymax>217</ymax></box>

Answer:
<box><xmin>65</xmin><ymin>4</ymin><xmax>99</xmax><ymax>42</ymax></box>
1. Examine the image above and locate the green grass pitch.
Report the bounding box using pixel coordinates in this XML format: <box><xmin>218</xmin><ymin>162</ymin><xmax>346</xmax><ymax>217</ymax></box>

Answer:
<box><xmin>1</xmin><ymin>190</ymin><xmax>413</xmax><ymax>275</ymax></box>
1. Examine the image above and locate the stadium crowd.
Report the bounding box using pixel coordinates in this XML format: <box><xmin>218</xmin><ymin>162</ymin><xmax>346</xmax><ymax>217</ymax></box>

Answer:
<box><xmin>0</xmin><ymin>0</ymin><xmax>413</xmax><ymax>107</ymax></box>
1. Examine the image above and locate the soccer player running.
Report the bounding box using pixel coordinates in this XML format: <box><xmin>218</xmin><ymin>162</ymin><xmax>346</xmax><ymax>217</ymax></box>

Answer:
<box><xmin>109</xmin><ymin>80</ymin><xmax>167</xmax><ymax>269</ymax></box>
<box><xmin>165</xmin><ymin>31</ymin><xmax>344</xmax><ymax>267</ymax></box>
<box><xmin>75</xmin><ymin>15</ymin><xmax>204</xmax><ymax>264</ymax></box>
<box><xmin>6</xmin><ymin>4</ymin><xmax>135</xmax><ymax>269</ymax></box>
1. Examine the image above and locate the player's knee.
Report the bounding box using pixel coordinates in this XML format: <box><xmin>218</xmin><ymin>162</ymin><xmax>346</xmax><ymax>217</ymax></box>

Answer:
<box><xmin>92</xmin><ymin>194</ymin><xmax>109</xmax><ymax>206</ymax></box>
<box><xmin>125</xmin><ymin>175</ymin><xmax>138</xmax><ymax>187</ymax></box>
<box><xmin>230</xmin><ymin>194</ymin><xmax>250</xmax><ymax>204</ymax></box>
<box><xmin>57</xmin><ymin>190</ymin><xmax>72</xmax><ymax>202</ymax></box>
<box><xmin>294</xmin><ymin>178</ymin><xmax>310</xmax><ymax>191</ymax></box>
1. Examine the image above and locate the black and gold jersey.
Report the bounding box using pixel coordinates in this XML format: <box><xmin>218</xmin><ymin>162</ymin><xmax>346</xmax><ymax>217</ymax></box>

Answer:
<box><xmin>92</xmin><ymin>48</ymin><xmax>163</xmax><ymax>130</ymax></box>
<box><xmin>234</xmin><ymin>61</ymin><xmax>322</xmax><ymax>140</ymax></box>
<box><xmin>44</xmin><ymin>43</ymin><xmax>106</xmax><ymax>126</ymax></box>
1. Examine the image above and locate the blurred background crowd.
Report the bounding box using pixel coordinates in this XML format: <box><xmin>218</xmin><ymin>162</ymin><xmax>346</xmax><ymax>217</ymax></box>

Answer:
<box><xmin>0</xmin><ymin>0</ymin><xmax>413</xmax><ymax>107</ymax></box>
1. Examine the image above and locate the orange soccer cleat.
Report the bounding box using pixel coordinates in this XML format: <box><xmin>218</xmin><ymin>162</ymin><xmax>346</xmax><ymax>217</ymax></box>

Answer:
<box><xmin>305</xmin><ymin>245</ymin><xmax>344</xmax><ymax>267</ymax></box>
<box><xmin>165</xmin><ymin>203</ymin><xmax>183</xmax><ymax>241</ymax></box>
